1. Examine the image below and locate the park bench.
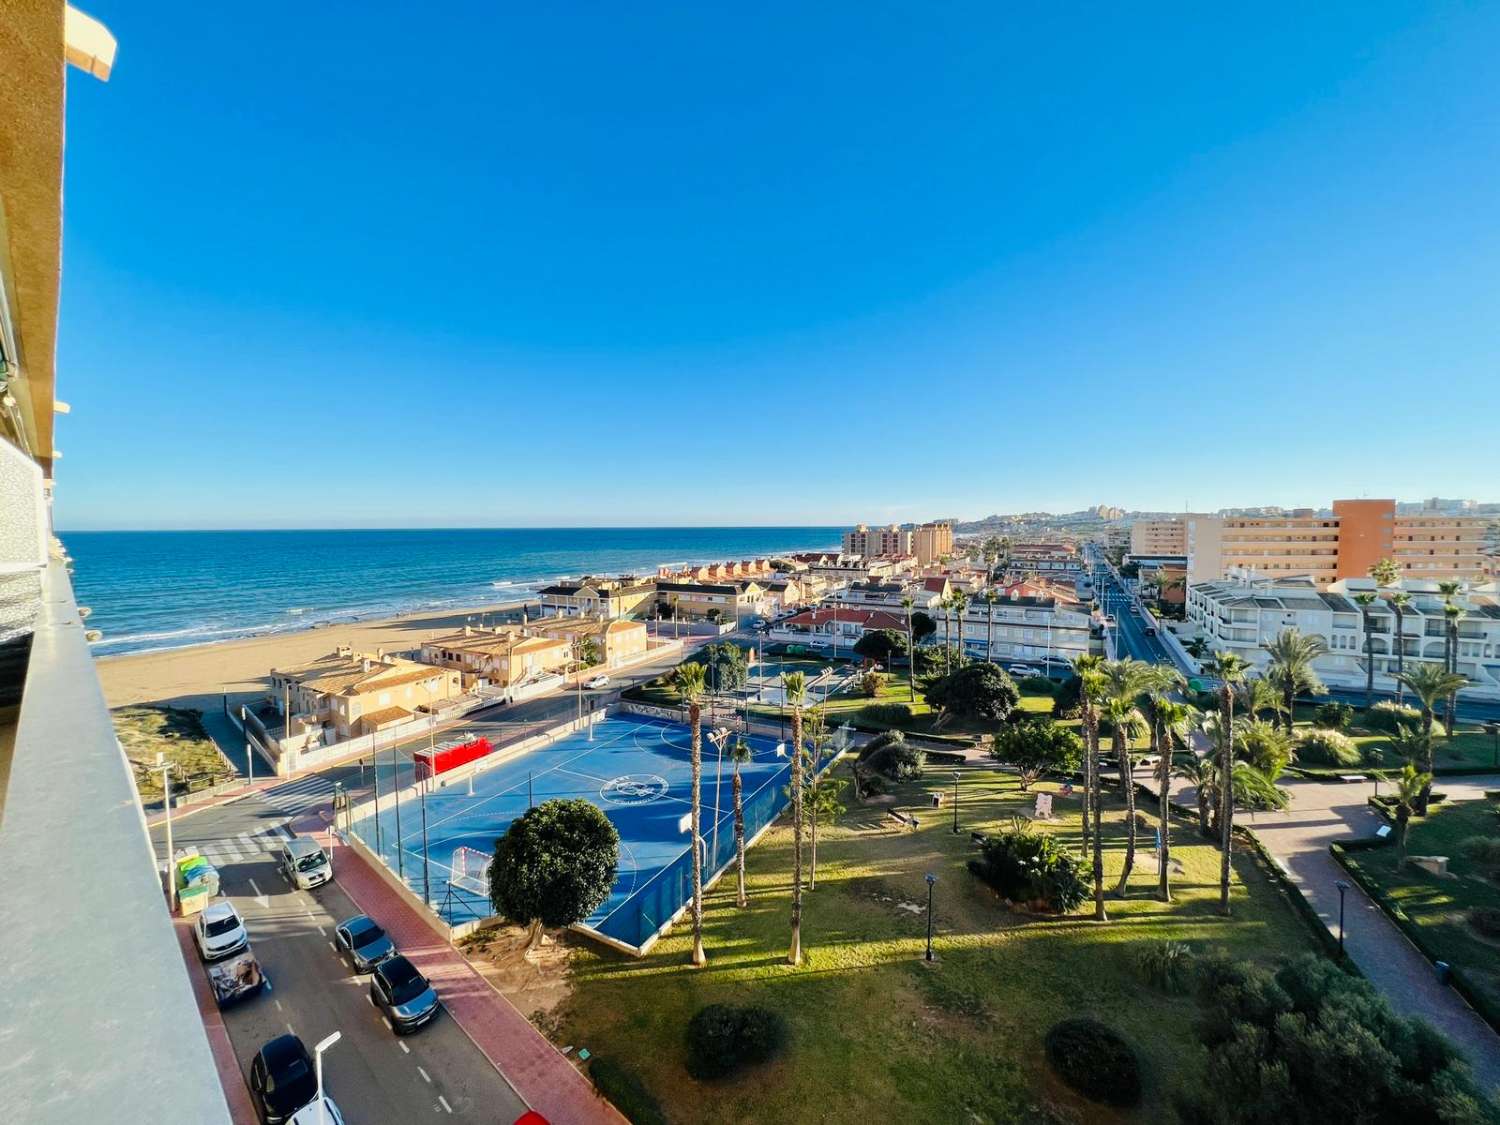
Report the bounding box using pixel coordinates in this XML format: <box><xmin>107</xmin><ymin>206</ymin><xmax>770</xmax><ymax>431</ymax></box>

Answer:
<box><xmin>887</xmin><ymin>809</ymin><xmax>919</xmax><ymax>828</ymax></box>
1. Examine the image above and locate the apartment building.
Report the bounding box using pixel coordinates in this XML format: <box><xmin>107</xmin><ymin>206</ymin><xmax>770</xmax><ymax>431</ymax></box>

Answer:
<box><xmin>949</xmin><ymin>588</ymin><xmax>1094</xmax><ymax>670</ymax></box>
<box><xmin>655</xmin><ymin>580</ymin><xmax>765</xmax><ymax>624</ymax></box>
<box><xmin>767</xmin><ymin>607</ymin><xmax>909</xmax><ymax>651</ymax></box>
<box><xmin>1186</xmin><ymin>577</ymin><xmax>1500</xmax><ymax>700</ymax></box>
<box><xmin>828</xmin><ymin>579</ymin><xmax>943</xmax><ymax>612</ymax></box>
<box><xmin>914</xmin><ymin>521</ymin><xmax>955</xmax><ymax>565</ymax></box>
<box><xmin>420</xmin><ymin>626</ymin><xmax>571</xmax><ymax>691</ymax></box>
<box><xmin>1001</xmin><ymin>541</ymin><xmax>1085</xmax><ymax>578</ymax></box>
<box><xmin>538</xmin><ymin>576</ymin><xmax>656</xmax><ymax>619</ymax></box>
<box><xmin>1130</xmin><ymin>517</ymin><xmax>1195</xmax><ymax>557</ymax></box>
<box><xmin>842</xmin><ymin>523</ymin><xmax>915</xmax><ymax>558</ymax></box>
<box><xmin>534</xmin><ymin>616</ymin><xmax>650</xmax><ymax>669</ymax></box>
<box><xmin>270</xmin><ymin>648</ymin><xmax>462</xmax><ymax>739</ymax></box>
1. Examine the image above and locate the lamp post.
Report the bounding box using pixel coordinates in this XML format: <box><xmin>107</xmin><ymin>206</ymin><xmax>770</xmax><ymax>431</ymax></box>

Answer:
<box><xmin>1485</xmin><ymin>722</ymin><xmax>1499</xmax><ymax>769</ymax></box>
<box><xmin>1335</xmin><ymin>880</ymin><xmax>1350</xmax><ymax>953</ymax></box>
<box><xmin>314</xmin><ymin>1031</ymin><xmax>341</xmax><ymax>1125</ymax></box>
<box><xmin>156</xmin><ymin>755</ymin><xmax>177</xmax><ymax>912</ymax></box>
<box><xmin>923</xmin><ymin>872</ymin><xmax>938</xmax><ymax>962</ymax></box>
<box><xmin>950</xmin><ymin>770</ymin><xmax>960</xmax><ymax>834</ymax></box>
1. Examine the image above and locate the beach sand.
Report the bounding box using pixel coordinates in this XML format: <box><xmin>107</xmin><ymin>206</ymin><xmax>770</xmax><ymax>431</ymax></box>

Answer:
<box><xmin>95</xmin><ymin>600</ymin><xmax>530</xmax><ymax>710</ymax></box>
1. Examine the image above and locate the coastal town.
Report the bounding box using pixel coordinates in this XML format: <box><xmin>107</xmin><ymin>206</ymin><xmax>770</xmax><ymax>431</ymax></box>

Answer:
<box><xmin>7</xmin><ymin>6</ymin><xmax>1500</xmax><ymax>1125</ymax></box>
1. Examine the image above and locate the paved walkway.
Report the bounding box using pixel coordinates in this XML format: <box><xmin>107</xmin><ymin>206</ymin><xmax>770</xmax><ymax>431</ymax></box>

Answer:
<box><xmin>313</xmin><ymin>814</ymin><xmax>625</xmax><ymax>1125</ymax></box>
<box><xmin>1171</xmin><ymin>772</ymin><xmax>1500</xmax><ymax>1092</ymax></box>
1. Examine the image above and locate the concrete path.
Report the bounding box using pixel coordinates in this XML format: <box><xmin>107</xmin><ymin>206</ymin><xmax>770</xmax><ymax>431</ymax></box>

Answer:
<box><xmin>1177</xmin><ymin>772</ymin><xmax>1500</xmax><ymax>1093</ymax></box>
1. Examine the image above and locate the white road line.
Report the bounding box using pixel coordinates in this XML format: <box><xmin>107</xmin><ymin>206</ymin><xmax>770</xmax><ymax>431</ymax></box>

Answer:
<box><xmin>286</xmin><ymin>1022</ymin><xmax>295</xmax><ymax>1035</ymax></box>
<box><xmin>382</xmin><ymin>1017</ymin><xmax>393</xmax><ymax>1031</ymax></box>
<box><xmin>274</xmin><ymin>1000</ymin><xmax>283</xmax><ymax>1012</ymax></box>
<box><xmin>399</xmin><ymin>1041</ymin><xmax>410</xmax><ymax>1054</ymax></box>
<box><xmin>328</xmin><ymin>941</ymin><xmax>337</xmax><ymax>951</ymax></box>
<box><xmin>438</xmin><ymin>1096</ymin><xmax>452</xmax><ymax>1114</ymax></box>
<box><xmin>248</xmin><ymin>878</ymin><xmax>264</xmax><ymax>897</ymax></box>
<box><xmin>417</xmin><ymin>1066</ymin><xmax>431</xmax><ymax>1084</ymax></box>
<box><xmin>317</xmin><ymin>925</ymin><xmax>327</xmax><ymax>936</ymax></box>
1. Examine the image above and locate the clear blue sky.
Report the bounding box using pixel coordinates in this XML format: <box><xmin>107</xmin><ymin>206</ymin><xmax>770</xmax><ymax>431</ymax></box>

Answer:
<box><xmin>55</xmin><ymin>2</ymin><xmax>1500</xmax><ymax>529</ymax></box>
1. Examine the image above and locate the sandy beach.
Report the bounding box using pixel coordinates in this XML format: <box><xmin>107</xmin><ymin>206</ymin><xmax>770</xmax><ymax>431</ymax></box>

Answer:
<box><xmin>95</xmin><ymin>600</ymin><xmax>531</xmax><ymax>710</ymax></box>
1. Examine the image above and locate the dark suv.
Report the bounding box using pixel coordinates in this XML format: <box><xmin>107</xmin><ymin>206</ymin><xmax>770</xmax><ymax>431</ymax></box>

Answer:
<box><xmin>249</xmin><ymin>1034</ymin><xmax>317</xmax><ymax>1124</ymax></box>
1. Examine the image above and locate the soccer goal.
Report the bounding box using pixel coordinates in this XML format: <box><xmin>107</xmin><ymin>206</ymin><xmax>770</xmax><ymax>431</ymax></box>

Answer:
<box><xmin>450</xmin><ymin>846</ymin><xmax>493</xmax><ymax>896</ymax></box>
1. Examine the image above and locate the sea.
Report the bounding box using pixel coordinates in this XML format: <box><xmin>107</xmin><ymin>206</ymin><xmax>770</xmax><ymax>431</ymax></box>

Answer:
<box><xmin>65</xmin><ymin>527</ymin><xmax>842</xmax><ymax>658</ymax></box>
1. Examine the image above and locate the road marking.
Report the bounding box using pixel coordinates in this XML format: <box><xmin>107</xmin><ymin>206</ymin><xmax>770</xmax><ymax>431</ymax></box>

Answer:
<box><xmin>399</xmin><ymin>1041</ymin><xmax>410</xmax><ymax>1054</ymax></box>
<box><xmin>383</xmin><ymin>1017</ymin><xmax>393</xmax><ymax>1031</ymax></box>
<box><xmin>418</xmin><ymin>1066</ymin><xmax>431</xmax><ymax>1084</ymax></box>
<box><xmin>328</xmin><ymin>941</ymin><xmax>337</xmax><ymax>951</ymax></box>
<box><xmin>438</xmin><ymin>1096</ymin><xmax>452</xmax><ymax>1114</ymax></box>
<box><xmin>286</xmin><ymin>1022</ymin><xmax>295</xmax><ymax>1035</ymax></box>
<box><xmin>317</xmin><ymin>925</ymin><xmax>327</xmax><ymax>936</ymax></box>
<box><xmin>274</xmin><ymin>1000</ymin><xmax>283</xmax><ymax>1012</ymax></box>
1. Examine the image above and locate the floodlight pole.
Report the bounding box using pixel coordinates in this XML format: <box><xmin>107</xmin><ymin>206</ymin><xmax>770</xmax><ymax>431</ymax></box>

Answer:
<box><xmin>951</xmin><ymin>770</ymin><xmax>960</xmax><ymax>833</ymax></box>
<box><xmin>390</xmin><ymin>741</ymin><xmax>404</xmax><ymax>879</ymax></box>
<box><xmin>420</xmin><ymin>775</ymin><xmax>431</xmax><ymax>908</ymax></box>
<box><xmin>156</xmin><ymin>756</ymin><xmax>177</xmax><ymax>912</ymax></box>
<box><xmin>1335</xmin><ymin>880</ymin><xmax>1350</xmax><ymax>953</ymax></box>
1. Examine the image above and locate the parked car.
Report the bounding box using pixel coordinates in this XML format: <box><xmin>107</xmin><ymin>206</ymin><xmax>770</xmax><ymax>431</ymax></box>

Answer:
<box><xmin>370</xmin><ymin>955</ymin><xmax>440</xmax><ymax>1033</ymax></box>
<box><xmin>278</xmin><ymin>837</ymin><xmax>331</xmax><ymax>890</ymax></box>
<box><xmin>1145</xmin><ymin>625</ymin><xmax>1158</xmax><ymax>636</ymax></box>
<box><xmin>584</xmin><ymin>674</ymin><xmax>610</xmax><ymax>689</ymax></box>
<box><xmin>1129</xmin><ymin>604</ymin><xmax>1141</xmax><ymax>615</ymax></box>
<box><xmin>1007</xmin><ymin>664</ymin><xmax>1040</xmax><ymax>678</ymax></box>
<box><xmin>334</xmin><ymin>914</ymin><xmax>395</xmax><ymax>972</ymax></box>
<box><xmin>249</xmin><ymin>1034</ymin><xmax>318</xmax><ymax>1125</ymax></box>
<box><xmin>288</xmin><ymin>1096</ymin><xmax>345</xmax><ymax>1125</ymax></box>
<box><xmin>193</xmin><ymin>900</ymin><xmax>249</xmax><ymax>962</ymax></box>
<box><xmin>208</xmin><ymin>949</ymin><xmax>266</xmax><ymax>1006</ymax></box>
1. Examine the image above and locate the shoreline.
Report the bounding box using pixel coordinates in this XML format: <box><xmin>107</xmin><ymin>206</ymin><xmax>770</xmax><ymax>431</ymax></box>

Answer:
<box><xmin>95</xmin><ymin>598</ymin><xmax>534</xmax><ymax>711</ymax></box>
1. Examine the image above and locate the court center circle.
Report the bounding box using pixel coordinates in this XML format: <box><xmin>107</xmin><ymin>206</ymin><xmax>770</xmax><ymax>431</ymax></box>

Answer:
<box><xmin>600</xmin><ymin>773</ymin><xmax>670</xmax><ymax>806</ymax></box>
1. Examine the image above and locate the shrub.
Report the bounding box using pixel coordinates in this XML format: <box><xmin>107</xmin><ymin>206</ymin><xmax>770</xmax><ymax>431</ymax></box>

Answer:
<box><xmin>859</xmin><ymin>669</ymin><xmax>887</xmax><ymax>698</ymax></box>
<box><xmin>1051</xmin><ymin>676</ymin><xmax>1082</xmax><ymax>719</ymax></box>
<box><xmin>1459</xmin><ymin>835</ymin><xmax>1500</xmax><ymax>867</ymax></box>
<box><xmin>1236</xmin><ymin>720</ymin><xmax>1292</xmax><ymax>780</ymax></box>
<box><xmin>1043</xmin><ymin>1018</ymin><xmax>1142</xmax><ymax>1108</ymax></box>
<box><xmin>858</xmin><ymin>729</ymin><xmax>925</xmax><ymax>780</ymax></box>
<box><xmin>590</xmin><ymin>1057</ymin><xmax>666</xmax><ymax>1125</ymax></box>
<box><xmin>1360</xmin><ymin>743</ymin><xmax>1390</xmax><ymax>768</ymax></box>
<box><xmin>1363</xmin><ymin>700</ymin><xmax>1428</xmax><ymax>735</ymax></box>
<box><xmin>1314</xmin><ymin>701</ymin><xmax>1355</xmax><ymax>731</ymax></box>
<box><xmin>968</xmin><ymin>828</ymin><xmax>1086</xmax><ymax>913</ymax></box>
<box><xmin>924</xmin><ymin>662</ymin><xmax>1020</xmax><ymax>722</ymax></box>
<box><xmin>860</xmin><ymin>702</ymin><xmax>912</xmax><ymax>726</ymax></box>
<box><xmin>1296</xmin><ymin>728</ymin><xmax>1360</xmax><ymax>767</ymax></box>
<box><xmin>1468</xmin><ymin>907</ymin><xmax>1500</xmax><ymax>938</ymax></box>
<box><xmin>684</xmin><ymin>1004</ymin><xmax>788</xmax><ymax>1081</ymax></box>
<box><xmin>1134</xmin><ymin>940</ymin><xmax>1196</xmax><ymax>994</ymax></box>
<box><xmin>1020</xmin><ymin>675</ymin><xmax>1055</xmax><ymax>695</ymax></box>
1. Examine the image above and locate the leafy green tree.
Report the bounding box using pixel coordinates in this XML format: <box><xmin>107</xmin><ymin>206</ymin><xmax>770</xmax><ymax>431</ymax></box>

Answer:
<box><xmin>852</xmin><ymin>628</ymin><xmax>906</xmax><ymax>667</ymax></box>
<box><xmin>692</xmin><ymin>642</ymin><xmax>748</xmax><ymax>692</ymax></box>
<box><xmin>673</xmin><ymin>661</ymin><xmax>709</xmax><ymax>966</ymax></box>
<box><xmin>783</xmin><ymin>671</ymin><xmax>808</xmax><ymax>966</ymax></box>
<box><xmin>489</xmin><ymin>799</ymin><xmax>619</xmax><ymax>951</ymax></box>
<box><xmin>910</xmin><ymin>610</ymin><xmax>937</xmax><ymax>643</ymax></box>
<box><xmin>578</xmin><ymin>637</ymin><xmax>603</xmax><ymax>668</ymax></box>
<box><xmin>989</xmin><ymin>717</ymin><xmax>1082</xmax><ymax>791</ymax></box>
<box><xmin>1263</xmin><ymin>628</ymin><xmax>1327</xmax><ymax>733</ymax></box>
<box><xmin>924</xmin><ymin>662</ymin><xmax>1020</xmax><ymax>723</ymax></box>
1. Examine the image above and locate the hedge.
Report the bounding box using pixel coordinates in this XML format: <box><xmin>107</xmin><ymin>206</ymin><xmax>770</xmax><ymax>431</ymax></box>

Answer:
<box><xmin>1367</xmin><ymin>793</ymin><xmax>1446</xmax><ymax>821</ymax></box>
<box><xmin>1330</xmin><ymin>844</ymin><xmax>1500</xmax><ymax>1037</ymax></box>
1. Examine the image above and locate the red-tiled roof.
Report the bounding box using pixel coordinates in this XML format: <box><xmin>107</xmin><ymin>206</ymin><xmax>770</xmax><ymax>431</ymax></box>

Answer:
<box><xmin>779</xmin><ymin>608</ymin><xmax>906</xmax><ymax>631</ymax></box>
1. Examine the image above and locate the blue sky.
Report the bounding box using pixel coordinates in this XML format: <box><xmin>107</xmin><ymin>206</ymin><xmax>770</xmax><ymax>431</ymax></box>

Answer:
<box><xmin>55</xmin><ymin>3</ymin><xmax>1500</xmax><ymax>529</ymax></box>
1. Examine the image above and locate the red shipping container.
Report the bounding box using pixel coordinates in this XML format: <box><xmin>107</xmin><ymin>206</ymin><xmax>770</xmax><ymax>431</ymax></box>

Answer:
<box><xmin>414</xmin><ymin>735</ymin><xmax>493</xmax><ymax>781</ymax></box>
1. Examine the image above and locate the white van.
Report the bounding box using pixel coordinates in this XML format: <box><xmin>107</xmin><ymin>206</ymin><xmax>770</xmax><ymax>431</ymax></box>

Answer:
<box><xmin>277</xmin><ymin>837</ymin><xmax>331</xmax><ymax>890</ymax></box>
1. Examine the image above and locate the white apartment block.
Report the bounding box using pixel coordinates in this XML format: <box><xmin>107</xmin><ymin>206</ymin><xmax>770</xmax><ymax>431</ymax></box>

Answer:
<box><xmin>944</xmin><ymin>593</ymin><xmax>1094</xmax><ymax>670</ymax></box>
<box><xmin>1186</xmin><ymin>577</ymin><xmax>1500</xmax><ymax>700</ymax></box>
<box><xmin>842</xmin><ymin>523</ymin><xmax>915</xmax><ymax>558</ymax></box>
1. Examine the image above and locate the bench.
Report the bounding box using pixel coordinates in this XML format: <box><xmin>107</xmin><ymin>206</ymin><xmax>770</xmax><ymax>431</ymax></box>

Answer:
<box><xmin>887</xmin><ymin>809</ymin><xmax>919</xmax><ymax>828</ymax></box>
<box><xmin>1338</xmin><ymin>774</ymin><xmax>1368</xmax><ymax>784</ymax></box>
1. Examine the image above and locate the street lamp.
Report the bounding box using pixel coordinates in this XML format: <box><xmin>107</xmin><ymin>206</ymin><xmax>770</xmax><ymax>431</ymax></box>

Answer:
<box><xmin>1485</xmin><ymin>722</ymin><xmax>1499</xmax><ymax>769</ymax></box>
<box><xmin>314</xmin><ymin>1031</ymin><xmax>341</xmax><ymax>1125</ymax></box>
<box><xmin>924</xmin><ymin>872</ymin><xmax>938</xmax><ymax>962</ymax></box>
<box><xmin>155</xmin><ymin>754</ymin><xmax>177</xmax><ymax>912</ymax></box>
<box><xmin>950</xmin><ymin>770</ymin><xmax>960</xmax><ymax>834</ymax></box>
<box><xmin>1335</xmin><ymin>880</ymin><xmax>1350</xmax><ymax>953</ymax></box>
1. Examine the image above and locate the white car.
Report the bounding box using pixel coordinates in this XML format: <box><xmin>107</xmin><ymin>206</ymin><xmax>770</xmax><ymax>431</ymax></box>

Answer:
<box><xmin>194</xmin><ymin>900</ymin><xmax>249</xmax><ymax>962</ymax></box>
<box><xmin>585</xmin><ymin>674</ymin><xmax>610</xmax><ymax>689</ymax></box>
<box><xmin>1008</xmin><ymin>664</ymin><xmax>1041</xmax><ymax>679</ymax></box>
<box><xmin>288</xmin><ymin>1096</ymin><xmax>345</xmax><ymax>1125</ymax></box>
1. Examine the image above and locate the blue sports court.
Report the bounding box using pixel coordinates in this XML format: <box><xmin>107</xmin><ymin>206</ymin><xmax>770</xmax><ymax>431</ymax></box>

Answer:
<box><xmin>347</xmin><ymin>714</ymin><xmax>835</xmax><ymax>950</ymax></box>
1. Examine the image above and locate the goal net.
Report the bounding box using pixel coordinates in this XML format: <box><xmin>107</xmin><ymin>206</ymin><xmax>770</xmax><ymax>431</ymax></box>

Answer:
<box><xmin>450</xmin><ymin>846</ymin><xmax>493</xmax><ymax>897</ymax></box>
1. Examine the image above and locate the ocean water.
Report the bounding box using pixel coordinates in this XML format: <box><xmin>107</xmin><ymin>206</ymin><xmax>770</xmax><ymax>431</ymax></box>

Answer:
<box><xmin>65</xmin><ymin>527</ymin><xmax>840</xmax><ymax>657</ymax></box>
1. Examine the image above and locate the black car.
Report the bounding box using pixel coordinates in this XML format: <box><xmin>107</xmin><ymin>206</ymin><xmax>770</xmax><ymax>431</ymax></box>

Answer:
<box><xmin>249</xmin><ymin>1034</ymin><xmax>317</xmax><ymax>1125</ymax></box>
<box><xmin>334</xmin><ymin>914</ymin><xmax>396</xmax><ymax>972</ymax></box>
<box><xmin>370</xmin><ymin>954</ymin><xmax>440</xmax><ymax>1033</ymax></box>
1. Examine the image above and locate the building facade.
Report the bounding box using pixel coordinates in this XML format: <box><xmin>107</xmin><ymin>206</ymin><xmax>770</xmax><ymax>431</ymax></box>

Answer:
<box><xmin>270</xmin><ymin>649</ymin><xmax>463</xmax><ymax>739</ymax></box>
<box><xmin>913</xmin><ymin>521</ymin><xmax>955</xmax><ymax>565</ymax></box>
<box><xmin>842</xmin><ymin>523</ymin><xmax>915</xmax><ymax>558</ymax></box>
<box><xmin>420</xmin><ymin>628</ymin><xmax>571</xmax><ymax>692</ymax></box>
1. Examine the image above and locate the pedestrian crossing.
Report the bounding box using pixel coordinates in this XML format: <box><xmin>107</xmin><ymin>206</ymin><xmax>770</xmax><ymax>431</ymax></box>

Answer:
<box><xmin>263</xmin><ymin>774</ymin><xmax>338</xmax><ymax>818</ymax></box>
<box><xmin>180</xmin><ymin>822</ymin><xmax>293</xmax><ymax>867</ymax></box>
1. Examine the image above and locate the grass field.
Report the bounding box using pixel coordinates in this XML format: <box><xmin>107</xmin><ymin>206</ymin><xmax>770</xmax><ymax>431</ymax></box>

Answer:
<box><xmin>1286</xmin><ymin>714</ymin><xmax>1499</xmax><ymax>778</ymax></box>
<box><xmin>1342</xmin><ymin>798</ymin><xmax>1500</xmax><ymax>1018</ymax></box>
<box><xmin>113</xmin><ymin>705</ymin><xmax>235</xmax><ymax>801</ymax></box>
<box><xmin>555</xmin><ymin>759</ymin><xmax>1317</xmax><ymax>1123</ymax></box>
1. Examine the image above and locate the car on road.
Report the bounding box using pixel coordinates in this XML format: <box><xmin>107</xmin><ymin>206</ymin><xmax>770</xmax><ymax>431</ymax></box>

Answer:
<box><xmin>249</xmin><ymin>1034</ymin><xmax>318</xmax><ymax>1125</ymax></box>
<box><xmin>193</xmin><ymin>900</ymin><xmax>249</xmax><ymax>962</ymax></box>
<box><xmin>288</xmin><ymin>1096</ymin><xmax>345</xmax><ymax>1125</ymax></box>
<box><xmin>1129</xmin><ymin>604</ymin><xmax>1141</xmax><ymax>615</ymax></box>
<box><xmin>334</xmin><ymin>914</ymin><xmax>395</xmax><ymax>972</ymax></box>
<box><xmin>370</xmin><ymin>954</ymin><xmax>440</xmax><ymax>1033</ymax></box>
<box><xmin>278</xmin><ymin>837</ymin><xmax>331</xmax><ymax>890</ymax></box>
<box><xmin>1007</xmin><ymin>664</ymin><xmax>1040</xmax><ymax>678</ymax></box>
<box><xmin>1145</xmin><ymin>625</ymin><xmax>1158</xmax><ymax>636</ymax></box>
<box><xmin>1104</xmin><ymin>615</ymin><xmax>1117</xmax><ymax>627</ymax></box>
<box><xmin>584</xmin><ymin>674</ymin><xmax>610</xmax><ymax>689</ymax></box>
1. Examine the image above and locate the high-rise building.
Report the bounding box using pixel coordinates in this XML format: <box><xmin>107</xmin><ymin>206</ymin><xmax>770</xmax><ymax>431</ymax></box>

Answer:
<box><xmin>842</xmin><ymin>523</ymin><xmax>914</xmax><ymax>558</ymax></box>
<box><xmin>913</xmin><ymin>521</ymin><xmax>954</xmax><ymax>565</ymax></box>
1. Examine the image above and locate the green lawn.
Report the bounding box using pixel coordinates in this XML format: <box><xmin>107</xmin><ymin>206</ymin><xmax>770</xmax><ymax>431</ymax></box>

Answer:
<box><xmin>556</xmin><ymin>762</ymin><xmax>1318</xmax><ymax>1124</ymax></box>
<box><xmin>1341</xmin><ymin>798</ymin><xmax>1500</xmax><ymax>1017</ymax></box>
<box><xmin>114</xmin><ymin>705</ymin><xmax>235</xmax><ymax>801</ymax></box>
<box><xmin>1286</xmin><ymin>716</ymin><xmax>1499</xmax><ymax>777</ymax></box>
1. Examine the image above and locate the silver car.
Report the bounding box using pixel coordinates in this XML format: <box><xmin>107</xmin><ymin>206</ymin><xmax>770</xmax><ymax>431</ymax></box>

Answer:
<box><xmin>370</xmin><ymin>955</ymin><xmax>439</xmax><ymax>1033</ymax></box>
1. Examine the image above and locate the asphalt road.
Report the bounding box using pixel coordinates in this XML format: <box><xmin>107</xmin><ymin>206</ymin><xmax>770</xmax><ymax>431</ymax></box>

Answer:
<box><xmin>152</xmin><ymin>799</ymin><xmax>527</xmax><ymax>1123</ymax></box>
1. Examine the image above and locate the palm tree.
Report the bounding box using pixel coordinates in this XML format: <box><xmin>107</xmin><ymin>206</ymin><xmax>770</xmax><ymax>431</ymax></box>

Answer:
<box><xmin>1389</xmin><ymin>592</ymin><xmax>1411</xmax><ymax>704</ymax></box>
<box><xmin>673</xmin><ymin>662</ymin><xmax>709</xmax><ymax>967</ymax></box>
<box><xmin>1148</xmin><ymin>693</ymin><xmax>1191</xmax><ymax>902</ymax></box>
<box><xmin>952</xmin><ymin>591</ymin><xmax>970</xmax><ymax>666</ymax></box>
<box><xmin>1237</xmin><ymin>675</ymin><xmax>1285</xmax><ymax>727</ymax></box>
<box><xmin>1387</xmin><ymin>723</ymin><xmax>1430</xmax><ymax>771</ymax></box>
<box><xmin>1102</xmin><ymin>658</ymin><xmax>1162</xmax><ymax>896</ymax></box>
<box><xmin>1393</xmin><ymin>762</ymin><xmax>1432</xmax><ymax>870</ymax></box>
<box><xmin>1210</xmin><ymin>651</ymin><xmax>1251</xmax><ymax>916</ymax></box>
<box><xmin>1074</xmin><ymin>654</ymin><xmax>1107</xmax><ymax>921</ymax></box>
<box><xmin>729</xmin><ymin>738</ymin><xmax>754</xmax><ymax>907</ymax></box>
<box><xmin>1263</xmin><ymin>627</ymin><xmax>1327</xmax><ymax>733</ymax></box>
<box><xmin>1397</xmin><ymin>662</ymin><xmax>1465</xmax><ymax>813</ymax></box>
<box><xmin>940</xmin><ymin>594</ymin><xmax>953</xmax><ymax>675</ymax></box>
<box><xmin>805</xmin><ymin>771</ymin><xmax>846</xmax><ymax>890</ymax></box>
<box><xmin>1174</xmin><ymin>752</ymin><xmax>1216</xmax><ymax>838</ymax></box>
<box><xmin>1353</xmin><ymin>592</ymin><xmax>1378</xmax><ymax>709</ymax></box>
<box><xmin>984</xmin><ymin>589</ymin><xmax>999</xmax><ymax>664</ymax></box>
<box><xmin>783</xmin><ymin>671</ymin><xmax>808</xmax><ymax>966</ymax></box>
<box><xmin>900</xmin><ymin>595</ymin><xmax>917</xmax><ymax>703</ymax></box>
<box><xmin>1369</xmin><ymin>557</ymin><xmax>1401</xmax><ymax>589</ymax></box>
<box><xmin>1442</xmin><ymin>599</ymin><xmax>1464</xmax><ymax>741</ymax></box>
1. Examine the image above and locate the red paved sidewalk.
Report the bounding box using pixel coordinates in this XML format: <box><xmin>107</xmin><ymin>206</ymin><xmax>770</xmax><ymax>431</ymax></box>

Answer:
<box><xmin>172</xmin><ymin>914</ymin><xmax>259</xmax><ymax>1125</ymax></box>
<box><xmin>316</xmin><ymin>819</ymin><xmax>625</xmax><ymax>1125</ymax></box>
